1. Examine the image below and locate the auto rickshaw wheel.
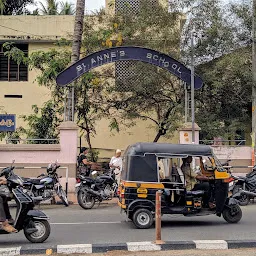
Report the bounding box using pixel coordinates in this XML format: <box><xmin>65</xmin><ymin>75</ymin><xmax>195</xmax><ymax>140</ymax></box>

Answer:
<box><xmin>222</xmin><ymin>205</ymin><xmax>242</xmax><ymax>223</ymax></box>
<box><xmin>132</xmin><ymin>208</ymin><xmax>153</xmax><ymax>229</ymax></box>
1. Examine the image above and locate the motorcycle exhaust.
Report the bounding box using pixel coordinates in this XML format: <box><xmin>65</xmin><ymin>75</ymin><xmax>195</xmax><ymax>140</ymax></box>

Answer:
<box><xmin>241</xmin><ymin>190</ymin><xmax>256</xmax><ymax>197</ymax></box>
<box><xmin>32</xmin><ymin>196</ymin><xmax>44</xmax><ymax>201</ymax></box>
<box><xmin>84</xmin><ymin>187</ymin><xmax>102</xmax><ymax>199</ymax></box>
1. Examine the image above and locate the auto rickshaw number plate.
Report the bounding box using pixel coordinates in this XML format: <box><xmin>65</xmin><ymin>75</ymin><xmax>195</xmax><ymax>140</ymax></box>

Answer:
<box><xmin>137</xmin><ymin>188</ymin><xmax>148</xmax><ymax>194</ymax></box>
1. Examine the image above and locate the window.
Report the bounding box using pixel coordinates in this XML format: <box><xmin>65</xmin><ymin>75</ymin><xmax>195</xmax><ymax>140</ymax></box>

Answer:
<box><xmin>0</xmin><ymin>44</ymin><xmax>28</xmax><ymax>81</ymax></box>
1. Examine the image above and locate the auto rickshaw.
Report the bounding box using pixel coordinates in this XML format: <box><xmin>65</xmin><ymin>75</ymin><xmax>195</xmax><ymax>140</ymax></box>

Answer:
<box><xmin>118</xmin><ymin>142</ymin><xmax>242</xmax><ymax>229</ymax></box>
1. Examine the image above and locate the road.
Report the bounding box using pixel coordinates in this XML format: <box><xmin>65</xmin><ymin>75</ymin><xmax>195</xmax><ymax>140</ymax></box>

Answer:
<box><xmin>0</xmin><ymin>203</ymin><xmax>256</xmax><ymax>248</ymax></box>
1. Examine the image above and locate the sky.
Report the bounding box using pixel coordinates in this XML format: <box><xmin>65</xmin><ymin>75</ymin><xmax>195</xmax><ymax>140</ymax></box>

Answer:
<box><xmin>30</xmin><ymin>0</ymin><xmax>105</xmax><ymax>13</ymax></box>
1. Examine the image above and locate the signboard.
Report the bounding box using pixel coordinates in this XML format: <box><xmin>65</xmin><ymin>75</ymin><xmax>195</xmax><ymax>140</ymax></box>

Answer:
<box><xmin>56</xmin><ymin>46</ymin><xmax>203</xmax><ymax>89</ymax></box>
<box><xmin>0</xmin><ymin>114</ymin><xmax>16</xmax><ymax>132</ymax></box>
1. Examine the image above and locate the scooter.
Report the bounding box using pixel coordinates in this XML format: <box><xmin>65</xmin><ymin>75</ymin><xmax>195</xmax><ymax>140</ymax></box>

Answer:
<box><xmin>0</xmin><ymin>163</ymin><xmax>51</xmax><ymax>243</ymax></box>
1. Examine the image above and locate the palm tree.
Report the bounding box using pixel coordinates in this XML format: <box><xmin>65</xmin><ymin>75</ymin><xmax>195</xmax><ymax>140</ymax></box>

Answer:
<box><xmin>0</xmin><ymin>0</ymin><xmax>6</xmax><ymax>15</ymax></box>
<box><xmin>66</xmin><ymin>0</ymin><xmax>85</xmax><ymax>121</ymax></box>
<box><xmin>39</xmin><ymin>0</ymin><xmax>59</xmax><ymax>15</ymax></box>
<box><xmin>59</xmin><ymin>1</ymin><xmax>75</xmax><ymax>15</ymax></box>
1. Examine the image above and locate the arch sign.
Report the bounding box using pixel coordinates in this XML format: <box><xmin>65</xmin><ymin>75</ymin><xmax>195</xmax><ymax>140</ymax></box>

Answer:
<box><xmin>56</xmin><ymin>46</ymin><xmax>203</xmax><ymax>89</ymax></box>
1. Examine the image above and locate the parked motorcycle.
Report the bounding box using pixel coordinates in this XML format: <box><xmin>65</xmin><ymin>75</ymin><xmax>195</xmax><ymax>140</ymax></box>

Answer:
<box><xmin>22</xmin><ymin>162</ymin><xmax>69</xmax><ymax>207</ymax></box>
<box><xmin>230</xmin><ymin>166</ymin><xmax>256</xmax><ymax>206</ymax></box>
<box><xmin>75</xmin><ymin>170</ymin><xmax>118</xmax><ymax>209</ymax></box>
<box><xmin>0</xmin><ymin>163</ymin><xmax>50</xmax><ymax>243</ymax></box>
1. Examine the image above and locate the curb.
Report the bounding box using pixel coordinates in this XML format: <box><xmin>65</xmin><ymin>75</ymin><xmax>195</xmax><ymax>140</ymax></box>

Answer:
<box><xmin>1</xmin><ymin>240</ymin><xmax>256</xmax><ymax>255</ymax></box>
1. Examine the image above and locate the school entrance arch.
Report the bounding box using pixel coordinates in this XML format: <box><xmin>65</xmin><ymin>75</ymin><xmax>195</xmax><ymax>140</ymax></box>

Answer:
<box><xmin>56</xmin><ymin>46</ymin><xmax>203</xmax><ymax>89</ymax></box>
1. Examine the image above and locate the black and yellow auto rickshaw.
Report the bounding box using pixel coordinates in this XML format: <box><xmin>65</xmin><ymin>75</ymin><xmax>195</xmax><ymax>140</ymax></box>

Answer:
<box><xmin>118</xmin><ymin>143</ymin><xmax>242</xmax><ymax>229</ymax></box>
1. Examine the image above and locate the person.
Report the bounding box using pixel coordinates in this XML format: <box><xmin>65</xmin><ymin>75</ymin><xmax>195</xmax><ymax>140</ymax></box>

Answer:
<box><xmin>77</xmin><ymin>147</ymin><xmax>94</xmax><ymax>176</ymax></box>
<box><xmin>158</xmin><ymin>159</ymin><xmax>165</xmax><ymax>180</ymax></box>
<box><xmin>109</xmin><ymin>149</ymin><xmax>122</xmax><ymax>185</ymax></box>
<box><xmin>0</xmin><ymin>177</ymin><xmax>17</xmax><ymax>233</ymax></box>
<box><xmin>181</xmin><ymin>156</ymin><xmax>215</xmax><ymax>208</ymax></box>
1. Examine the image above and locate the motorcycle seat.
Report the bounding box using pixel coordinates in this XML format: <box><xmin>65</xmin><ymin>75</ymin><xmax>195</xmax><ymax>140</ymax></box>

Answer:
<box><xmin>186</xmin><ymin>190</ymin><xmax>205</xmax><ymax>196</ymax></box>
<box><xmin>23</xmin><ymin>178</ymin><xmax>42</xmax><ymax>185</ymax></box>
<box><xmin>80</xmin><ymin>176</ymin><xmax>94</xmax><ymax>182</ymax></box>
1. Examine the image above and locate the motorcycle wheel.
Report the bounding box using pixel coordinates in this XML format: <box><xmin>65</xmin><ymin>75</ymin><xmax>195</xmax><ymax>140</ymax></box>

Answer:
<box><xmin>24</xmin><ymin>220</ymin><xmax>50</xmax><ymax>243</ymax></box>
<box><xmin>77</xmin><ymin>190</ymin><xmax>95</xmax><ymax>209</ymax></box>
<box><xmin>58</xmin><ymin>187</ymin><xmax>69</xmax><ymax>207</ymax></box>
<box><xmin>233</xmin><ymin>185</ymin><xmax>250</xmax><ymax>206</ymax></box>
<box><xmin>222</xmin><ymin>205</ymin><xmax>242</xmax><ymax>224</ymax></box>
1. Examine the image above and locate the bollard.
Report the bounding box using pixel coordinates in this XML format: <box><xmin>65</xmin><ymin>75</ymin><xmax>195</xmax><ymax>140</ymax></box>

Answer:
<box><xmin>155</xmin><ymin>190</ymin><xmax>164</xmax><ymax>244</ymax></box>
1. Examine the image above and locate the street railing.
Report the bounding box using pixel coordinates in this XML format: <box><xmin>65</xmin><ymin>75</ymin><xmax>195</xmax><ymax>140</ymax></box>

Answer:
<box><xmin>5</xmin><ymin>138</ymin><xmax>59</xmax><ymax>144</ymax></box>
<box><xmin>199</xmin><ymin>140</ymin><xmax>246</xmax><ymax>146</ymax></box>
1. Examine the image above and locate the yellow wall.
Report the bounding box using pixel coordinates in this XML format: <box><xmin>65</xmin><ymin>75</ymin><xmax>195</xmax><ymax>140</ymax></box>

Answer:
<box><xmin>0</xmin><ymin>16</ymin><xmax>74</xmax><ymax>40</ymax></box>
<box><xmin>0</xmin><ymin>43</ymin><xmax>52</xmax><ymax>129</ymax></box>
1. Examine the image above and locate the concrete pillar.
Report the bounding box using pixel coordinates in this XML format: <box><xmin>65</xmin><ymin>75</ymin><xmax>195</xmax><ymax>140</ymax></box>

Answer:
<box><xmin>179</xmin><ymin>122</ymin><xmax>201</xmax><ymax>144</ymax></box>
<box><xmin>58</xmin><ymin>121</ymin><xmax>79</xmax><ymax>202</ymax></box>
<box><xmin>59</xmin><ymin>121</ymin><xmax>79</xmax><ymax>166</ymax></box>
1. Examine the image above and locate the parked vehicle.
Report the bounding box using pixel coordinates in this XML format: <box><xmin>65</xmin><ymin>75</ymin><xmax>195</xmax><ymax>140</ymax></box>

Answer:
<box><xmin>230</xmin><ymin>166</ymin><xmax>256</xmax><ymax>206</ymax></box>
<box><xmin>118</xmin><ymin>143</ymin><xmax>243</xmax><ymax>229</ymax></box>
<box><xmin>23</xmin><ymin>162</ymin><xmax>69</xmax><ymax>207</ymax></box>
<box><xmin>0</xmin><ymin>163</ymin><xmax>50</xmax><ymax>243</ymax></box>
<box><xmin>75</xmin><ymin>170</ymin><xmax>118</xmax><ymax>209</ymax></box>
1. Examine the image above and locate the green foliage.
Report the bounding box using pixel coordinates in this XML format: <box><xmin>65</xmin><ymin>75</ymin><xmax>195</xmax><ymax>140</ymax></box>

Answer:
<box><xmin>87</xmin><ymin>149</ymin><xmax>99</xmax><ymax>162</ymax></box>
<box><xmin>20</xmin><ymin>100</ymin><xmax>62</xmax><ymax>144</ymax></box>
<box><xmin>0</xmin><ymin>128</ymin><xmax>24</xmax><ymax>144</ymax></box>
<box><xmin>0</xmin><ymin>0</ymin><xmax>33</xmax><ymax>15</ymax></box>
<box><xmin>39</xmin><ymin>0</ymin><xmax>75</xmax><ymax>15</ymax></box>
<box><xmin>196</xmin><ymin>47</ymin><xmax>252</xmax><ymax>140</ymax></box>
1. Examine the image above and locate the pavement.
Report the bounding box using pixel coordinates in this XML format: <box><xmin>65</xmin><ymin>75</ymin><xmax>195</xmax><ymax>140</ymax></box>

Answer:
<box><xmin>0</xmin><ymin>202</ymin><xmax>256</xmax><ymax>255</ymax></box>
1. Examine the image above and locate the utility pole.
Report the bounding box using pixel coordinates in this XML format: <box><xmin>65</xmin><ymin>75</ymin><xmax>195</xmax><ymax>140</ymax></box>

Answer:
<box><xmin>252</xmin><ymin>0</ymin><xmax>256</xmax><ymax>166</ymax></box>
<box><xmin>191</xmin><ymin>27</ymin><xmax>195</xmax><ymax>144</ymax></box>
<box><xmin>66</xmin><ymin>0</ymin><xmax>85</xmax><ymax>121</ymax></box>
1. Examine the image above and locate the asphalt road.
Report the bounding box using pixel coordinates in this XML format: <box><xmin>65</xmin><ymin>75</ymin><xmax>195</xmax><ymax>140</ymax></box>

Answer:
<box><xmin>1</xmin><ymin>203</ymin><xmax>256</xmax><ymax>248</ymax></box>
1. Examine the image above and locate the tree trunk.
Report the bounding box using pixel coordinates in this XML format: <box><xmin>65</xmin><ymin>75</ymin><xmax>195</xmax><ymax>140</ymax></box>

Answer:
<box><xmin>71</xmin><ymin>0</ymin><xmax>85</xmax><ymax>64</ymax></box>
<box><xmin>66</xmin><ymin>0</ymin><xmax>85</xmax><ymax>121</ymax></box>
<box><xmin>153</xmin><ymin>132</ymin><xmax>162</xmax><ymax>142</ymax></box>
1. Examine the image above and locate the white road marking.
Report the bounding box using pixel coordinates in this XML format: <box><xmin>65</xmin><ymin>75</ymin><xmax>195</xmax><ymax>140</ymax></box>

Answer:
<box><xmin>194</xmin><ymin>240</ymin><xmax>228</xmax><ymax>250</ymax></box>
<box><xmin>127</xmin><ymin>242</ymin><xmax>161</xmax><ymax>251</ymax></box>
<box><xmin>51</xmin><ymin>221</ymin><xmax>121</xmax><ymax>225</ymax></box>
<box><xmin>57</xmin><ymin>244</ymin><xmax>92</xmax><ymax>254</ymax></box>
<box><xmin>0</xmin><ymin>247</ymin><xmax>21</xmax><ymax>256</ymax></box>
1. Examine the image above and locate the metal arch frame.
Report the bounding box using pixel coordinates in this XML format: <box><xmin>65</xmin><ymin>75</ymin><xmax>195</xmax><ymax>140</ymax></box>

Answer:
<box><xmin>56</xmin><ymin>46</ymin><xmax>203</xmax><ymax>89</ymax></box>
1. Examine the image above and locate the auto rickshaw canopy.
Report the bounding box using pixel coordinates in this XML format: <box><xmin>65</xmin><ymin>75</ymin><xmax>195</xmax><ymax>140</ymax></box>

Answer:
<box><xmin>121</xmin><ymin>143</ymin><xmax>213</xmax><ymax>182</ymax></box>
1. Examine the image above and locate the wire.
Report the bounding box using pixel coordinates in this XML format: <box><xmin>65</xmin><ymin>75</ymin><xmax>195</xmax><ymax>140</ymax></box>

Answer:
<box><xmin>0</xmin><ymin>24</ymin><xmax>41</xmax><ymax>37</ymax></box>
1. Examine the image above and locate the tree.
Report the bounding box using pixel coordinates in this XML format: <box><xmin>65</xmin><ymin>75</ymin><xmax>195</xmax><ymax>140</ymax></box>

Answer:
<box><xmin>59</xmin><ymin>1</ymin><xmax>75</xmax><ymax>15</ymax></box>
<box><xmin>39</xmin><ymin>0</ymin><xmax>59</xmax><ymax>15</ymax></box>
<box><xmin>177</xmin><ymin>0</ymin><xmax>252</xmax><ymax>142</ymax></box>
<box><xmin>66</xmin><ymin>0</ymin><xmax>85</xmax><ymax>121</ymax></box>
<box><xmin>20</xmin><ymin>101</ymin><xmax>62</xmax><ymax>144</ymax></box>
<box><xmin>81</xmin><ymin>0</ymin><xmax>184</xmax><ymax>142</ymax></box>
<box><xmin>39</xmin><ymin>0</ymin><xmax>75</xmax><ymax>15</ymax></box>
<box><xmin>196</xmin><ymin>47</ymin><xmax>252</xmax><ymax>142</ymax></box>
<box><xmin>0</xmin><ymin>0</ymin><xmax>33</xmax><ymax>15</ymax></box>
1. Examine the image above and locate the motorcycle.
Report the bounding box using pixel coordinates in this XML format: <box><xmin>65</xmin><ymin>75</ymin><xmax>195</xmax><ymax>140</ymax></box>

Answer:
<box><xmin>75</xmin><ymin>169</ymin><xmax>118</xmax><ymax>209</ymax></box>
<box><xmin>0</xmin><ymin>163</ymin><xmax>50</xmax><ymax>243</ymax></box>
<box><xmin>230</xmin><ymin>166</ymin><xmax>256</xmax><ymax>206</ymax></box>
<box><xmin>22</xmin><ymin>162</ymin><xmax>69</xmax><ymax>207</ymax></box>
